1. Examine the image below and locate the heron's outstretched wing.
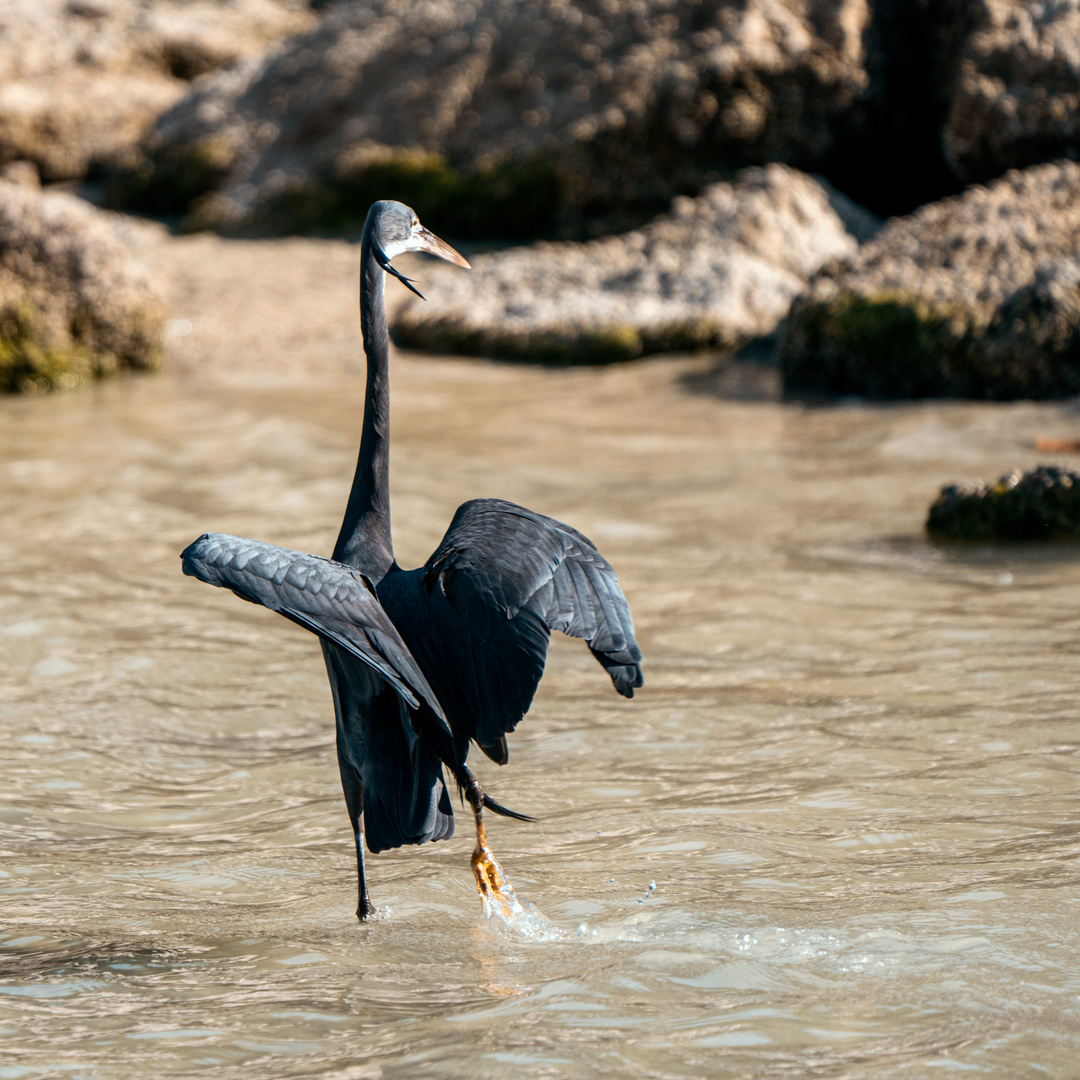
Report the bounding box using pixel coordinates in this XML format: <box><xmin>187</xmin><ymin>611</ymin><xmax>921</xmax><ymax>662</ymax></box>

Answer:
<box><xmin>383</xmin><ymin>499</ymin><xmax>642</xmax><ymax>762</ymax></box>
<box><xmin>181</xmin><ymin>532</ymin><xmax>450</xmax><ymax>731</ymax></box>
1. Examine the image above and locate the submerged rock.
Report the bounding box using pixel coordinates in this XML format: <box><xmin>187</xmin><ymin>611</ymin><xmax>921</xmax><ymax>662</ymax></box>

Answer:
<box><xmin>0</xmin><ymin>181</ymin><xmax>165</xmax><ymax>393</ymax></box>
<box><xmin>927</xmin><ymin>465</ymin><xmax>1080</xmax><ymax>540</ymax></box>
<box><xmin>945</xmin><ymin>0</ymin><xmax>1080</xmax><ymax>185</ymax></box>
<box><xmin>780</xmin><ymin>160</ymin><xmax>1080</xmax><ymax>399</ymax></box>
<box><xmin>112</xmin><ymin>0</ymin><xmax>872</xmax><ymax>236</ymax></box>
<box><xmin>0</xmin><ymin>0</ymin><xmax>313</xmax><ymax>184</ymax></box>
<box><xmin>393</xmin><ymin>165</ymin><xmax>875</xmax><ymax>364</ymax></box>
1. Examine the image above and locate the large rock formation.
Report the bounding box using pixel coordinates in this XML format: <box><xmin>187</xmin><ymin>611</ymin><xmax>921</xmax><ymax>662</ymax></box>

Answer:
<box><xmin>111</xmin><ymin>0</ymin><xmax>873</xmax><ymax>236</ymax></box>
<box><xmin>945</xmin><ymin>0</ymin><xmax>1080</xmax><ymax>185</ymax></box>
<box><xmin>393</xmin><ymin>164</ymin><xmax>877</xmax><ymax>363</ymax></box>
<box><xmin>780</xmin><ymin>159</ymin><xmax>1080</xmax><ymax>398</ymax></box>
<box><xmin>0</xmin><ymin>0</ymin><xmax>313</xmax><ymax>184</ymax></box>
<box><xmin>0</xmin><ymin>180</ymin><xmax>166</xmax><ymax>393</ymax></box>
<box><xmin>817</xmin><ymin>0</ymin><xmax>975</xmax><ymax>215</ymax></box>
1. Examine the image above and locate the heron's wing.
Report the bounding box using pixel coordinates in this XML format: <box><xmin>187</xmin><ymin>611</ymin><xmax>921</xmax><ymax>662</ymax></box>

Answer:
<box><xmin>181</xmin><ymin>532</ymin><xmax>449</xmax><ymax>731</ymax></box>
<box><xmin>417</xmin><ymin>498</ymin><xmax>643</xmax><ymax>755</ymax></box>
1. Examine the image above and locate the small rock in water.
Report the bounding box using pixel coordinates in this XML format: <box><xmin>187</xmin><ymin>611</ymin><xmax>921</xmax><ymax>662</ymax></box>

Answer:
<box><xmin>927</xmin><ymin>465</ymin><xmax>1080</xmax><ymax>540</ymax></box>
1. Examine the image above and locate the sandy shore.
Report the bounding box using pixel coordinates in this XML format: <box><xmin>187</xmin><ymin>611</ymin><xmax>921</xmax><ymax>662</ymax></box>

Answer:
<box><xmin>121</xmin><ymin>221</ymin><xmax>775</xmax><ymax>402</ymax></box>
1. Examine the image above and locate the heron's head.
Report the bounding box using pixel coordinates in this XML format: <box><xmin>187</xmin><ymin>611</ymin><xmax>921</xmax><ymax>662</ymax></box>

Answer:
<box><xmin>366</xmin><ymin>200</ymin><xmax>469</xmax><ymax>299</ymax></box>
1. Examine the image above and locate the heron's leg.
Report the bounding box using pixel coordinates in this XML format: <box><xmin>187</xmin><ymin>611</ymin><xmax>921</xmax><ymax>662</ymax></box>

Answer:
<box><xmin>353</xmin><ymin>821</ymin><xmax>374</xmax><ymax>921</ymax></box>
<box><xmin>338</xmin><ymin>748</ymin><xmax>374</xmax><ymax>921</ymax></box>
<box><xmin>462</xmin><ymin>767</ymin><xmax>510</xmax><ymax>899</ymax></box>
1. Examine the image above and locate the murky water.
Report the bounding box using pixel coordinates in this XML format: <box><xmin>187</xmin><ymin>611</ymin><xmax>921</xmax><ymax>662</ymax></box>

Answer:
<box><xmin>3</xmin><ymin>351</ymin><xmax>1080</xmax><ymax>1078</ymax></box>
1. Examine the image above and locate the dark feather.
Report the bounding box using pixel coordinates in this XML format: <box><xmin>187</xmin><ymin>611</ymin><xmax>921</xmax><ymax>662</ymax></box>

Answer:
<box><xmin>324</xmin><ymin>644</ymin><xmax>454</xmax><ymax>852</ymax></box>
<box><xmin>181</xmin><ymin>533</ymin><xmax>450</xmax><ymax>732</ymax></box>
<box><xmin>378</xmin><ymin>499</ymin><xmax>643</xmax><ymax>762</ymax></box>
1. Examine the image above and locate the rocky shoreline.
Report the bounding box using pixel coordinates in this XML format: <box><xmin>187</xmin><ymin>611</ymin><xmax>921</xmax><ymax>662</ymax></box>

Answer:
<box><xmin>393</xmin><ymin>165</ymin><xmax>877</xmax><ymax>364</ymax></box>
<box><xmin>1</xmin><ymin>0</ymin><xmax>1079</xmax><ymax>393</ymax></box>
<box><xmin>0</xmin><ymin>172</ymin><xmax>164</xmax><ymax>393</ymax></box>
<box><xmin>781</xmin><ymin>161</ymin><xmax>1080</xmax><ymax>400</ymax></box>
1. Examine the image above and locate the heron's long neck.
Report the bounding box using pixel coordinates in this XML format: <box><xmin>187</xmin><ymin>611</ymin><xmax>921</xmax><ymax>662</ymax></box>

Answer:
<box><xmin>332</xmin><ymin>234</ymin><xmax>395</xmax><ymax>576</ymax></box>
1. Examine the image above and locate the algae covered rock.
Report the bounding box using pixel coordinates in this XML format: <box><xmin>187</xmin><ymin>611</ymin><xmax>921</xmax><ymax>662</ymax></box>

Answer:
<box><xmin>945</xmin><ymin>0</ymin><xmax>1080</xmax><ymax>186</ymax></box>
<box><xmin>0</xmin><ymin>0</ymin><xmax>313</xmax><ymax>184</ymax></box>
<box><xmin>0</xmin><ymin>181</ymin><xmax>166</xmax><ymax>393</ymax></box>
<box><xmin>927</xmin><ymin>465</ymin><xmax>1080</xmax><ymax>540</ymax></box>
<box><xmin>114</xmin><ymin>0</ymin><xmax>872</xmax><ymax>237</ymax></box>
<box><xmin>780</xmin><ymin>160</ymin><xmax>1080</xmax><ymax>399</ymax></box>
<box><xmin>393</xmin><ymin>165</ymin><xmax>874</xmax><ymax>363</ymax></box>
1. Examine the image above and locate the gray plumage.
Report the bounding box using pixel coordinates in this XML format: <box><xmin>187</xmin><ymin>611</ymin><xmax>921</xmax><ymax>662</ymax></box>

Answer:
<box><xmin>181</xmin><ymin>200</ymin><xmax>642</xmax><ymax>919</ymax></box>
<box><xmin>181</xmin><ymin>533</ymin><xmax>444</xmax><ymax>717</ymax></box>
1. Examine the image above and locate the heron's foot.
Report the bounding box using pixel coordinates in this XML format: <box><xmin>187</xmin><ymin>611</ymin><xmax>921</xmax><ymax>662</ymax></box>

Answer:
<box><xmin>471</xmin><ymin>839</ymin><xmax>520</xmax><ymax>918</ymax></box>
<box><xmin>356</xmin><ymin>896</ymin><xmax>375</xmax><ymax>922</ymax></box>
<box><xmin>472</xmin><ymin>839</ymin><xmax>508</xmax><ymax>897</ymax></box>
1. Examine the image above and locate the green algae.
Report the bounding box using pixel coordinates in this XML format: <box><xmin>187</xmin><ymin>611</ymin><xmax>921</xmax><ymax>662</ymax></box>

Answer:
<box><xmin>104</xmin><ymin>136</ymin><xmax>236</xmax><ymax>218</ymax></box>
<box><xmin>780</xmin><ymin>290</ymin><xmax>976</xmax><ymax>398</ymax></box>
<box><xmin>393</xmin><ymin>316</ymin><xmax>727</xmax><ymax>366</ymax></box>
<box><xmin>0</xmin><ymin>301</ymin><xmax>162</xmax><ymax>395</ymax></box>
<box><xmin>782</xmin><ymin>282</ymin><xmax>1080</xmax><ymax>400</ymax></box>
<box><xmin>248</xmin><ymin>149</ymin><xmax>563</xmax><ymax>240</ymax></box>
<box><xmin>0</xmin><ymin>303</ymin><xmax>97</xmax><ymax>393</ymax></box>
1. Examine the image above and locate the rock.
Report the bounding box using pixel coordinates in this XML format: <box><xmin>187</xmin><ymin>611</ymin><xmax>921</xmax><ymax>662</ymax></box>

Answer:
<box><xmin>974</xmin><ymin>259</ymin><xmax>1080</xmax><ymax>395</ymax></box>
<box><xmin>927</xmin><ymin>465</ymin><xmax>1080</xmax><ymax>540</ymax></box>
<box><xmin>0</xmin><ymin>0</ymin><xmax>314</xmax><ymax>184</ymax></box>
<box><xmin>780</xmin><ymin>160</ymin><xmax>1080</xmax><ymax>399</ymax></box>
<box><xmin>0</xmin><ymin>161</ymin><xmax>40</xmax><ymax>188</ymax></box>
<box><xmin>945</xmin><ymin>0</ymin><xmax>1080</xmax><ymax>186</ymax></box>
<box><xmin>821</xmin><ymin>0</ymin><xmax>976</xmax><ymax>215</ymax></box>
<box><xmin>393</xmin><ymin>165</ymin><xmax>873</xmax><ymax>363</ymax></box>
<box><xmin>113</xmin><ymin>0</ymin><xmax>872</xmax><ymax>236</ymax></box>
<box><xmin>0</xmin><ymin>183</ymin><xmax>166</xmax><ymax>393</ymax></box>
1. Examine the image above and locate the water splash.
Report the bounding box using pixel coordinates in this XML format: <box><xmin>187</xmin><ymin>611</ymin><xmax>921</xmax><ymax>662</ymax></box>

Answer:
<box><xmin>479</xmin><ymin>880</ymin><xmax>565</xmax><ymax>941</ymax></box>
<box><xmin>472</xmin><ymin>834</ymin><xmax>566</xmax><ymax>940</ymax></box>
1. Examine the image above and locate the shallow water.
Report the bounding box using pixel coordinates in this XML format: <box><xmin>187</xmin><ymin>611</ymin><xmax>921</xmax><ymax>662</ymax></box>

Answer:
<box><xmin>3</xmin><ymin>354</ymin><xmax>1080</xmax><ymax>1078</ymax></box>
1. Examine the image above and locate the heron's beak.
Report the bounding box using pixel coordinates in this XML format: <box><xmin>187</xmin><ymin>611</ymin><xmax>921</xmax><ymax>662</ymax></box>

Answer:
<box><xmin>414</xmin><ymin>227</ymin><xmax>471</xmax><ymax>269</ymax></box>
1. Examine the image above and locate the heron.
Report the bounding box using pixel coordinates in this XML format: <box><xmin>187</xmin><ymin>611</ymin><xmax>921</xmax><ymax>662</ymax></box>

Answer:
<box><xmin>180</xmin><ymin>201</ymin><xmax>643</xmax><ymax>920</ymax></box>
